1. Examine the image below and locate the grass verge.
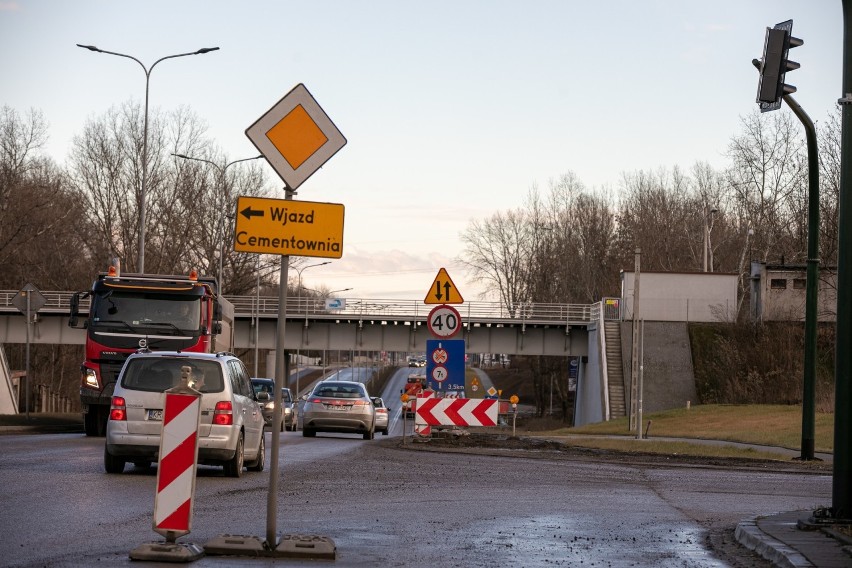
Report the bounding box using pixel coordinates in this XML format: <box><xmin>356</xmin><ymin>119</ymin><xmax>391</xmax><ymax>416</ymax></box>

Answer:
<box><xmin>533</xmin><ymin>404</ymin><xmax>834</xmax><ymax>453</ymax></box>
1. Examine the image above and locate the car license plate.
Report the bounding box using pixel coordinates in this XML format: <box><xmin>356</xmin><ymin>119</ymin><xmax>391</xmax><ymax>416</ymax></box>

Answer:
<box><xmin>326</xmin><ymin>404</ymin><xmax>348</xmax><ymax>411</ymax></box>
<box><xmin>147</xmin><ymin>409</ymin><xmax>164</xmax><ymax>421</ymax></box>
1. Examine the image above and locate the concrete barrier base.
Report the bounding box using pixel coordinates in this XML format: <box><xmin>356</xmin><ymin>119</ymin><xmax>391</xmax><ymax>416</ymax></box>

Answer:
<box><xmin>129</xmin><ymin>541</ymin><xmax>204</xmax><ymax>562</ymax></box>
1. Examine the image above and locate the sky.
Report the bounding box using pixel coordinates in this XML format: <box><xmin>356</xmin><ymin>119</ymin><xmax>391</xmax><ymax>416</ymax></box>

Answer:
<box><xmin>0</xmin><ymin>1</ymin><xmax>845</xmax><ymax>301</ymax></box>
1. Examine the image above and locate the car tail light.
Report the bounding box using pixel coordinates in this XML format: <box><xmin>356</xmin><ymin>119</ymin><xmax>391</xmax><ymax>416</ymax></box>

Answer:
<box><xmin>109</xmin><ymin>396</ymin><xmax>127</xmax><ymax>421</ymax></box>
<box><xmin>352</xmin><ymin>400</ymin><xmax>369</xmax><ymax>406</ymax></box>
<box><xmin>309</xmin><ymin>398</ymin><xmax>323</xmax><ymax>404</ymax></box>
<box><xmin>376</xmin><ymin>408</ymin><xmax>387</xmax><ymax>414</ymax></box>
<box><xmin>213</xmin><ymin>401</ymin><xmax>233</xmax><ymax>425</ymax></box>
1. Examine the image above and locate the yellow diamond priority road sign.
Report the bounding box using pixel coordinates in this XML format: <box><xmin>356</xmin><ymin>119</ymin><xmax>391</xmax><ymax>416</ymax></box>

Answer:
<box><xmin>234</xmin><ymin>196</ymin><xmax>345</xmax><ymax>259</ymax></box>
<box><xmin>245</xmin><ymin>83</ymin><xmax>347</xmax><ymax>190</ymax></box>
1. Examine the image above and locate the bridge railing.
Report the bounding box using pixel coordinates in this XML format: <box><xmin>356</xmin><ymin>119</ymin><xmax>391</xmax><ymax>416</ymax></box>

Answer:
<box><xmin>0</xmin><ymin>290</ymin><xmax>88</xmax><ymax>313</ymax></box>
<box><xmin>228</xmin><ymin>295</ymin><xmax>600</xmax><ymax>325</ymax></box>
<box><xmin>0</xmin><ymin>291</ymin><xmax>601</xmax><ymax>325</ymax></box>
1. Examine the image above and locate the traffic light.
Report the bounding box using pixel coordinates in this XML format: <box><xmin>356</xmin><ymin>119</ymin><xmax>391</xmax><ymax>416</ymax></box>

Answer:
<box><xmin>755</xmin><ymin>19</ymin><xmax>803</xmax><ymax>112</ymax></box>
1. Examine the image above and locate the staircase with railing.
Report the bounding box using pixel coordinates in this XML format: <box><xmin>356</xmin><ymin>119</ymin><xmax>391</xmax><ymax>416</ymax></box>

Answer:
<box><xmin>604</xmin><ymin>321</ymin><xmax>626</xmax><ymax>419</ymax></box>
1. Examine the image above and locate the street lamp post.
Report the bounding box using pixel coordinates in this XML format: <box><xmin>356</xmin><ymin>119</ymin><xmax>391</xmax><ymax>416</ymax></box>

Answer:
<box><xmin>292</xmin><ymin>261</ymin><xmax>331</xmax><ymax>396</ymax></box>
<box><xmin>703</xmin><ymin>206</ymin><xmax>719</xmax><ymax>272</ymax></box>
<box><xmin>172</xmin><ymin>153</ymin><xmax>263</xmax><ymax>292</ymax></box>
<box><xmin>77</xmin><ymin>44</ymin><xmax>219</xmax><ymax>274</ymax></box>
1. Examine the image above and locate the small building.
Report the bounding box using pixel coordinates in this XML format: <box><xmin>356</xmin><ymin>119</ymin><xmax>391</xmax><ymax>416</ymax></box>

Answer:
<box><xmin>621</xmin><ymin>271</ymin><xmax>739</xmax><ymax>322</ymax></box>
<box><xmin>749</xmin><ymin>262</ymin><xmax>837</xmax><ymax>322</ymax></box>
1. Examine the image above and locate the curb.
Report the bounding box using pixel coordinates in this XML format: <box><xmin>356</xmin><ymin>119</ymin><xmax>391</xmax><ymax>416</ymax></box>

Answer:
<box><xmin>0</xmin><ymin>425</ymin><xmax>84</xmax><ymax>435</ymax></box>
<box><xmin>735</xmin><ymin>515</ymin><xmax>813</xmax><ymax>568</ymax></box>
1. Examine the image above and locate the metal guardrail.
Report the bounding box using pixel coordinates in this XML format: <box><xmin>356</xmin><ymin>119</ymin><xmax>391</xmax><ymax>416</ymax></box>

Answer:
<box><xmin>226</xmin><ymin>296</ymin><xmax>599</xmax><ymax>325</ymax></box>
<box><xmin>0</xmin><ymin>290</ymin><xmax>602</xmax><ymax>326</ymax></box>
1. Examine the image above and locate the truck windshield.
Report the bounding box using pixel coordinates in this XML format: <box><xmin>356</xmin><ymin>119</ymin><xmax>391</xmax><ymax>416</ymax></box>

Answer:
<box><xmin>90</xmin><ymin>292</ymin><xmax>201</xmax><ymax>333</ymax></box>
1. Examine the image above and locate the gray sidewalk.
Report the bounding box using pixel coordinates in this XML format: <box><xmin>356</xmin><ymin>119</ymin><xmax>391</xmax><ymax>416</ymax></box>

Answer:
<box><xmin>736</xmin><ymin>510</ymin><xmax>852</xmax><ymax>567</ymax></box>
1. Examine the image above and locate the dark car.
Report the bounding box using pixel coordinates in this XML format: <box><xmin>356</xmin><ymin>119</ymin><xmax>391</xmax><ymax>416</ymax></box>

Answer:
<box><xmin>251</xmin><ymin>378</ymin><xmax>296</xmax><ymax>431</ymax></box>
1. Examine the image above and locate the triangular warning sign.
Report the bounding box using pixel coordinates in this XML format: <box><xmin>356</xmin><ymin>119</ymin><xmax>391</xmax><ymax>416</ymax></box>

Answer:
<box><xmin>424</xmin><ymin>268</ymin><xmax>464</xmax><ymax>304</ymax></box>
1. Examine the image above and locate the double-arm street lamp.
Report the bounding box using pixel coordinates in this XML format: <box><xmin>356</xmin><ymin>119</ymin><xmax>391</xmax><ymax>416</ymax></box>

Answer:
<box><xmin>172</xmin><ymin>153</ymin><xmax>264</xmax><ymax>292</ymax></box>
<box><xmin>77</xmin><ymin>44</ymin><xmax>220</xmax><ymax>274</ymax></box>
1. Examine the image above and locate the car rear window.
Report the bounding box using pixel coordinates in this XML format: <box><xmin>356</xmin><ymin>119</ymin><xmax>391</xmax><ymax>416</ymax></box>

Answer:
<box><xmin>121</xmin><ymin>358</ymin><xmax>224</xmax><ymax>393</ymax></box>
<box><xmin>314</xmin><ymin>383</ymin><xmax>365</xmax><ymax>398</ymax></box>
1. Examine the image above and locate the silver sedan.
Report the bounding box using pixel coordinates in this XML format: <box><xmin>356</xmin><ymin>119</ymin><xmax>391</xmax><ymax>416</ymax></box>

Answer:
<box><xmin>301</xmin><ymin>380</ymin><xmax>376</xmax><ymax>440</ymax></box>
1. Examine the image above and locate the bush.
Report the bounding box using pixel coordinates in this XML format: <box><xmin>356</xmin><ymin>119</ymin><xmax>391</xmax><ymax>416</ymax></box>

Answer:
<box><xmin>689</xmin><ymin>321</ymin><xmax>835</xmax><ymax>410</ymax></box>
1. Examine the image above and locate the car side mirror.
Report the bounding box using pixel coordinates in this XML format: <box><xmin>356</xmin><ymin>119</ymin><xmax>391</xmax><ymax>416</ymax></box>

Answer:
<box><xmin>256</xmin><ymin>392</ymin><xmax>270</xmax><ymax>402</ymax></box>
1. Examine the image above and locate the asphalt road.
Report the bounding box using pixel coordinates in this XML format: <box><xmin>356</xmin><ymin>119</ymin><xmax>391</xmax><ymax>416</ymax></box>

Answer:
<box><xmin>0</xmin><ymin>418</ymin><xmax>831</xmax><ymax>567</ymax></box>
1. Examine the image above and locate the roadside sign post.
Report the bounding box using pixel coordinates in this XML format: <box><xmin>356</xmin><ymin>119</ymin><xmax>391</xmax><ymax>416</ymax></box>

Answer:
<box><xmin>400</xmin><ymin>393</ymin><xmax>409</xmax><ymax>444</ymax></box>
<box><xmin>205</xmin><ymin>83</ymin><xmax>346</xmax><ymax>559</ymax></box>
<box><xmin>12</xmin><ymin>283</ymin><xmax>46</xmax><ymax>419</ymax></box>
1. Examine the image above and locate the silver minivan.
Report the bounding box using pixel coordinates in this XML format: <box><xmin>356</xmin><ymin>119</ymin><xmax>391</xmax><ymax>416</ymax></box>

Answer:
<box><xmin>104</xmin><ymin>351</ymin><xmax>265</xmax><ymax>477</ymax></box>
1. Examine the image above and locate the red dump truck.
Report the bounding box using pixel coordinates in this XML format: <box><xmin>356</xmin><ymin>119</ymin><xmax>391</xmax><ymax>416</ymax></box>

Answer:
<box><xmin>69</xmin><ymin>266</ymin><xmax>233</xmax><ymax>436</ymax></box>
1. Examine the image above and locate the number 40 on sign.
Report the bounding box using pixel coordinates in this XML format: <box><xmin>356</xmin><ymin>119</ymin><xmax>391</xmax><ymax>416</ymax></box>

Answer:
<box><xmin>427</xmin><ymin>304</ymin><xmax>462</xmax><ymax>339</ymax></box>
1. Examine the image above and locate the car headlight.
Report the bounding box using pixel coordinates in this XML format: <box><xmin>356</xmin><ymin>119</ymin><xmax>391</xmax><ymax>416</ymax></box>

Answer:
<box><xmin>283</xmin><ymin>407</ymin><xmax>292</xmax><ymax>415</ymax></box>
<box><xmin>265</xmin><ymin>401</ymin><xmax>275</xmax><ymax>410</ymax></box>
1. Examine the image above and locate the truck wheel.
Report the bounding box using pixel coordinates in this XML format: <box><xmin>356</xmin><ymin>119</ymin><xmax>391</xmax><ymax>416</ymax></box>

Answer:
<box><xmin>104</xmin><ymin>447</ymin><xmax>126</xmax><ymax>474</ymax></box>
<box><xmin>223</xmin><ymin>433</ymin><xmax>244</xmax><ymax>478</ymax></box>
<box><xmin>84</xmin><ymin>408</ymin><xmax>106</xmax><ymax>437</ymax></box>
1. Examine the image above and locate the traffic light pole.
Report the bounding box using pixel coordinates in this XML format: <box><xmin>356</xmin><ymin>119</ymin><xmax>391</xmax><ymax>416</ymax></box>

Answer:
<box><xmin>752</xmin><ymin>58</ymin><xmax>820</xmax><ymax>461</ymax></box>
<box><xmin>781</xmin><ymin>92</ymin><xmax>819</xmax><ymax>463</ymax></box>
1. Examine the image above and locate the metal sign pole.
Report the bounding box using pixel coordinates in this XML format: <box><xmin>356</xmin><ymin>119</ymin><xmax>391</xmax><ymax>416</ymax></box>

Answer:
<box><xmin>267</xmin><ymin>187</ymin><xmax>293</xmax><ymax>547</ymax></box>
<box><xmin>25</xmin><ymin>293</ymin><xmax>31</xmax><ymax>419</ymax></box>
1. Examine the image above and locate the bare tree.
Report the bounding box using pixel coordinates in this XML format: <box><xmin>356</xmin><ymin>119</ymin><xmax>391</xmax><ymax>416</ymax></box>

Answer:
<box><xmin>615</xmin><ymin>166</ymin><xmax>698</xmax><ymax>272</ymax></box>
<box><xmin>458</xmin><ymin>208</ymin><xmax>530</xmax><ymax>314</ymax></box>
<box><xmin>726</xmin><ymin>111</ymin><xmax>807</xmax><ymax>265</ymax></box>
<box><xmin>526</xmin><ymin>173</ymin><xmax>619</xmax><ymax>303</ymax></box>
<box><xmin>0</xmin><ymin>106</ymin><xmax>87</xmax><ymax>289</ymax></box>
<box><xmin>67</xmin><ymin>101</ymin><xmax>273</xmax><ymax>288</ymax></box>
<box><xmin>817</xmin><ymin>106</ymin><xmax>842</xmax><ymax>267</ymax></box>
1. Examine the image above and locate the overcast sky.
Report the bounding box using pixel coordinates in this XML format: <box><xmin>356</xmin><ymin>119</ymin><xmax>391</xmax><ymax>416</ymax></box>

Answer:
<box><xmin>1</xmin><ymin>1</ymin><xmax>844</xmax><ymax>300</ymax></box>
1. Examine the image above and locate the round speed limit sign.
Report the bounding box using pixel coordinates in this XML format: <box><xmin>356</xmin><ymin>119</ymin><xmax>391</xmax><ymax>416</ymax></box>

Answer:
<box><xmin>427</xmin><ymin>304</ymin><xmax>462</xmax><ymax>338</ymax></box>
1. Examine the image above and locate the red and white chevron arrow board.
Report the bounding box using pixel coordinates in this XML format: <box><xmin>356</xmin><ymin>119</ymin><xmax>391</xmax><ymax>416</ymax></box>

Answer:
<box><xmin>415</xmin><ymin>398</ymin><xmax>498</xmax><ymax>427</ymax></box>
<box><xmin>153</xmin><ymin>391</ymin><xmax>201</xmax><ymax>538</ymax></box>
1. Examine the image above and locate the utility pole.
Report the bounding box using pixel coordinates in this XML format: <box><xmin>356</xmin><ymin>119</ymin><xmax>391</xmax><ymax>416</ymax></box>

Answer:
<box><xmin>629</xmin><ymin>248</ymin><xmax>641</xmax><ymax>432</ymax></box>
<box><xmin>833</xmin><ymin>0</ymin><xmax>852</xmax><ymax>520</ymax></box>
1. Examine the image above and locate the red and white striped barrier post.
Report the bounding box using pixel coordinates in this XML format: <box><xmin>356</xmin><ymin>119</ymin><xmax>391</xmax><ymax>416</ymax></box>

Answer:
<box><xmin>154</xmin><ymin>366</ymin><xmax>202</xmax><ymax>541</ymax></box>
<box><xmin>131</xmin><ymin>365</ymin><xmax>204</xmax><ymax>561</ymax></box>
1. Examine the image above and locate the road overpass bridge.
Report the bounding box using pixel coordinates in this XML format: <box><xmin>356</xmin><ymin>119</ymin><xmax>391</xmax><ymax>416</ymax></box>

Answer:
<box><xmin>0</xmin><ymin>291</ymin><xmax>599</xmax><ymax>357</ymax></box>
<box><xmin>0</xmin><ymin>291</ymin><xmax>622</xmax><ymax>426</ymax></box>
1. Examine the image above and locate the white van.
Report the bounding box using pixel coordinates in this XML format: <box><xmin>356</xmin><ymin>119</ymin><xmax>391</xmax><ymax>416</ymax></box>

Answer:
<box><xmin>104</xmin><ymin>351</ymin><xmax>265</xmax><ymax>477</ymax></box>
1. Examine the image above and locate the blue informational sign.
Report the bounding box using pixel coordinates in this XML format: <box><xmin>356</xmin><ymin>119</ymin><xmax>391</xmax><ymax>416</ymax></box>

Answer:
<box><xmin>426</xmin><ymin>339</ymin><xmax>465</xmax><ymax>391</ymax></box>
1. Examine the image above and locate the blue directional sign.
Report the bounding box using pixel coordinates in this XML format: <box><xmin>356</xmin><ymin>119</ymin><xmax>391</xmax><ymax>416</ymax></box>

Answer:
<box><xmin>426</xmin><ymin>339</ymin><xmax>465</xmax><ymax>391</ymax></box>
